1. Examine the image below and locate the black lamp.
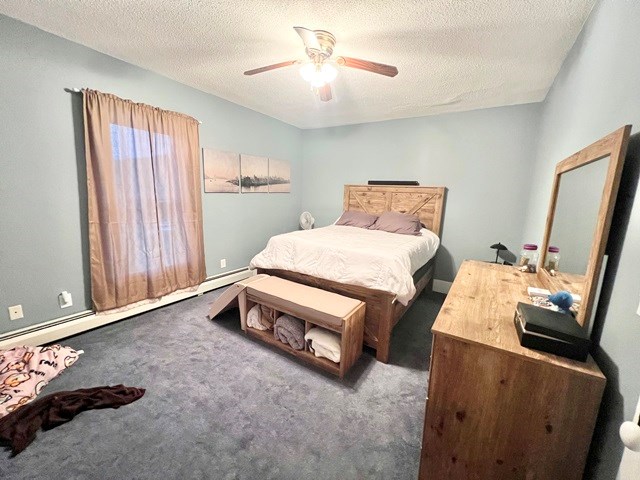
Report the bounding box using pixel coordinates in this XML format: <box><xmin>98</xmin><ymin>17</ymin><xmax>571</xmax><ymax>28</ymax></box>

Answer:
<box><xmin>490</xmin><ymin>242</ymin><xmax>507</xmax><ymax>263</ymax></box>
<box><xmin>490</xmin><ymin>242</ymin><xmax>517</xmax><ymax>265</ymax></box>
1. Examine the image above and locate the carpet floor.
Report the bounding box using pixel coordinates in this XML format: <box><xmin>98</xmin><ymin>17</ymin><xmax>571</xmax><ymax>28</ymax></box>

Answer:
<box><xmin>0</xmin><ymin>286</ymin><xmax>444</xmax><ymax>480</ymax></box>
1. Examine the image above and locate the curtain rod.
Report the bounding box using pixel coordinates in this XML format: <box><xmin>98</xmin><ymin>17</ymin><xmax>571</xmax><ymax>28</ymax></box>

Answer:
<box><xmin>65</xmin><ymin>88</ymin><xmax>203</xmax><ymax>125</ymax></box>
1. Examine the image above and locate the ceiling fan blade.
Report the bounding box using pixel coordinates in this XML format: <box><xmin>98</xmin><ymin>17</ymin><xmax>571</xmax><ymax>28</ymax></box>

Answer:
<box><xmin>336</xmin><ymin>56</ymin><xmax>398</xmax><ymax>77</ymax></box>
<box><xmin>319</xmin><ymin>84</ymin><xmax>332</xmax><ymax>102</ymax></box>
<box><xmin>244</xmin><ymin>60</ymin><xmax>297</xmax><ymax>76</ymax></box>
<box><xmin>293</xmin><ymin>26</ymin><xmax>322</xmax><ymax>51</ymax></box>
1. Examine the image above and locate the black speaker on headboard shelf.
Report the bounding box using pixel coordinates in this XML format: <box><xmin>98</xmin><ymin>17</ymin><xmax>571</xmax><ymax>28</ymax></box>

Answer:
<box><xmin>367</xmin><ymin>180</ymin><xmax>420</xmax><ymax>186</ymax></box>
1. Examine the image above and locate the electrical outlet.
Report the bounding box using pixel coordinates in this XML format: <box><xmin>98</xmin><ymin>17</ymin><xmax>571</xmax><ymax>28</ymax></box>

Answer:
<box><xmin>220</xmin><ymin>259</ymin><xmax>227</xmax><ymax>268</ymax></box>
<box><xmin>8</xmin><ymin>305</ymin><xmax>23</xmax><ymax>320</ymax></box>
<box><xmin>637</xmin><ymin>297</ymin><xmax>640</xmax><ymax>316</ymax></box>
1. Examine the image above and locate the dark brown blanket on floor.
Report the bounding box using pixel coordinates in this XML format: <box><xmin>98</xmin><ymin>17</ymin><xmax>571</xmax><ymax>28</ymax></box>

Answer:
<box><xmin>0</xmin><ymin>384</ymin><xmax>145</xmax><ymax>455</ymax></box>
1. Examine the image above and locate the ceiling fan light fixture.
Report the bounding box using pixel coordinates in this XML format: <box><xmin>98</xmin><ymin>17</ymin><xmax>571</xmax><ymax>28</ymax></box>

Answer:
<box><xmin>244</xmin><ymin>27</ymin><xmax>398</xmax><ymax>103</ymax></box>
<box><xmin>300</xmin><ymin>62</ymin><xmax>337</xmax><ymax>87</ymax></box>
<box><xmin>320</xmin><ymin>63</ymin><xmax>337</xmax><ymax>82</ymax></box>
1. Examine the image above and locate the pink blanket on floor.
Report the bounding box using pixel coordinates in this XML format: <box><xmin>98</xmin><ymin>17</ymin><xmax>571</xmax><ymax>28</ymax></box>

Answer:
<box><xmin>0</xmin><ymin>345</ymin><xmax>82</xmax><ymax>418</ymax></box>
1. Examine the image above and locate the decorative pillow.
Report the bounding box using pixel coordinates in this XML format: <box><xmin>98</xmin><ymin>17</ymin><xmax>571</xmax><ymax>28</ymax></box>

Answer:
<box><xmin>370</xmin><ymin>211</ymin><xmax>422</xmax><ymax>235</ymax></box>
<box><xmin>0</xmin><ymin>345</ymin><xmax>82</xmax><ymax>418</ymax></box>
<box><xmin>335</xmin><ymin>210</ymin><xmax>378</xmax><ymax>229</ymax></box>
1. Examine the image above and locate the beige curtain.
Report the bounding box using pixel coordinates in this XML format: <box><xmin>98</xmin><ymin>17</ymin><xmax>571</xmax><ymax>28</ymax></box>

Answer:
<box><xmin>83</xmin><ymin>89</ymin><xmax>206</xmax><ymax>311</ymax></box>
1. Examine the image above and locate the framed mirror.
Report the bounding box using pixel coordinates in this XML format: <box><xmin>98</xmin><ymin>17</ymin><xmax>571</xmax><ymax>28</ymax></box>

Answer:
<box><xmin>538</xmin><ymin>125</ymin><xmax>631</xmax><ymax>329</ymax></box>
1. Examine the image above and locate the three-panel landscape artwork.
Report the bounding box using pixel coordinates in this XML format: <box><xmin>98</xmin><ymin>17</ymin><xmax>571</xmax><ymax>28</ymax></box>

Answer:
<box><xmin>203</xmin><ymin>148</ymin><xmax>290</xmax><ymax>193</ymax></box>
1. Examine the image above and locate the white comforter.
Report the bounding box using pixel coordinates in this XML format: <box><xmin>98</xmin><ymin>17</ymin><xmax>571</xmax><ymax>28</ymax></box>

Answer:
<box><xmin>249</xmin><ymin>225</ymin><xmax>440</xmax><ymax>305</ymax></box>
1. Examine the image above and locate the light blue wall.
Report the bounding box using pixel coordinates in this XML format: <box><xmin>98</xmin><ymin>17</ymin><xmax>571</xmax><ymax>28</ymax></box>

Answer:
<box><xmin>0</xmin><ymin>15</ymin><xmax>302</xmax><ymax>335</ymax></box>
<box><xmin>521</xmin><ymin>1</ymin><xmax>640</xmax><ymax>478</ymax></box>
<box><xmin>301</xmin><ymin>105</ymin><xmax>542</xmax><ymax>281</ymax></box>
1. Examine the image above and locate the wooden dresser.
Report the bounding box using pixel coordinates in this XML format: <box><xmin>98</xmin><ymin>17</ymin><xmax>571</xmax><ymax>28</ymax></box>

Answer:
<box><xmin>418</xmin><ymin>261</ymin><xmax>605</xmax><ymax>480</ymax></box>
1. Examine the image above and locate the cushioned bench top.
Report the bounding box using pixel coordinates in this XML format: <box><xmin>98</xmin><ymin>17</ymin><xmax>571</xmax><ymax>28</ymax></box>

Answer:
<box><xmin>246</xmin><ymin>276</ymin><xmax>363</xmax><ymax>329</ymax></box>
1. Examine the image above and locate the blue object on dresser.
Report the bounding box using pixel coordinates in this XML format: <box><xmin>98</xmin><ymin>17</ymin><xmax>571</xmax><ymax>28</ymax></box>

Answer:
<box><xmin>548</xmin><ymin>291</ymin><xmax>574</xmax><ymax>313</ymax></box>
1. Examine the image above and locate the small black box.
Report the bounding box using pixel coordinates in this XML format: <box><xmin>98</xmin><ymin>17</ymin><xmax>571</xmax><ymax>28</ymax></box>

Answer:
<box><xmin>514</xmin><ymin>302</ymin><xmax>590</xmax><ymax>362</ymax></box>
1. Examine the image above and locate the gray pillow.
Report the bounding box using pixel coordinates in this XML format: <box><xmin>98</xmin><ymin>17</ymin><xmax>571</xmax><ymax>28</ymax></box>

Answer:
<box><xmin>335</xmin><ymin>210</ymin><xmax>378</xmax><ymax>228</ymax></box>
<box><xmin>370</xmin><ymin>211</ymin><xmax>422</xmax><ymax>235</ymax></box>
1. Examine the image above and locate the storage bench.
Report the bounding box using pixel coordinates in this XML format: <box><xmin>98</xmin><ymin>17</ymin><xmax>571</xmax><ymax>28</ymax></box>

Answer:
<box><xmin>239</xmin><ymin>275</ymin><xmax>365</xmax><ymax>378</ymax></box>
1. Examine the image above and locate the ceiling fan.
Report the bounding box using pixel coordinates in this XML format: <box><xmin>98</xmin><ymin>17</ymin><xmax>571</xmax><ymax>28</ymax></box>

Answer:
<box><xmin>244</xmin><ymin>26</ymin><xmax>398</xmax><ymax>102</ymax></box>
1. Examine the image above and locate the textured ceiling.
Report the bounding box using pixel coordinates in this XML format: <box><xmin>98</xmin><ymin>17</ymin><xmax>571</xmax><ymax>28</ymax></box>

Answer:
<box><xmin>0</xmin><ymin>0</ymin><xmax>596</xmax><ymax>129</ymax></box>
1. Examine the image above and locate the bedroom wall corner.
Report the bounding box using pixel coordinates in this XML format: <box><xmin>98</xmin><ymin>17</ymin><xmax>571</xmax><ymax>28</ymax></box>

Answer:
<box><xmin>300</xmin><ymin>103</ymin><xmax>543</xmax><ymax>283</ymax></box>
<box><xmin>0</xmin><ymin>14</ymin><xmax>303</xmax><ymax>336</ymax></box>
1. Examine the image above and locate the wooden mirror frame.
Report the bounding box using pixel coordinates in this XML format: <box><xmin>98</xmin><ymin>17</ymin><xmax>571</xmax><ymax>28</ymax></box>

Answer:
<box><xmin>538</xmin><ymin>125</ymin><xmax>631</xmax><ymax>329</ymax></box>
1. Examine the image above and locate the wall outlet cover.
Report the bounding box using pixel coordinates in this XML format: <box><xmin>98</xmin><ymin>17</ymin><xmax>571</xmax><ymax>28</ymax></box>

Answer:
<box><xmin>8</xmin><ymin>305</ymin><xmax>23</xmax><ymax>320</ymax></box>
<box><xmin>59</xmin><ymin>291</ymin><xmax>73</xmax><ymax>308</ymax></box>
<box><xmin>220</xmin><ymin>259</ymin><xmax>227</xmax><ymax>268</ymax></box>
<box><xmin>637</xmin><ymin>297</ymin><xmax>640</xmax><ymax>316</ymax></box>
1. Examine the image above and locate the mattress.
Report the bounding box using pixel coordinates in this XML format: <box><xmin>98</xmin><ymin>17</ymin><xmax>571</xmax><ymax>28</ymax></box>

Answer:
<box><xmin>249</xmin><ymin>225</ymin><xmax>440</xmax><ymax>305</ymax></box>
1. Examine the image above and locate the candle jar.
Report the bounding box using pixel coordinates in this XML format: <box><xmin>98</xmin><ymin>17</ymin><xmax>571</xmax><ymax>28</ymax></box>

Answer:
<box><xmin>519</xmin><ymin>244</ymin><xmax>539</xmax><ymax>266</ymax></box>
<box><xmin>545</xmin><ymin>246</ymin><xmax>560</xmax><ymax>270</ymax></box>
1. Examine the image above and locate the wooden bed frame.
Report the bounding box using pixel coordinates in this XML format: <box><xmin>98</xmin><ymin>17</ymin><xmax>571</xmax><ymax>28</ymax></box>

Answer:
<box><xmin>259</xmin><ymin>184</ymin><xmax>446</xmax><ymax>363</ymax></box>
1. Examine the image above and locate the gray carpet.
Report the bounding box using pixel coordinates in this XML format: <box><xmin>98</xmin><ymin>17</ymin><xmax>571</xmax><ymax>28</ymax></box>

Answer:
<box><xmin>0</xmin><ymin>287</ymin><xmax>444</xmax><ymax>480</ymax></box>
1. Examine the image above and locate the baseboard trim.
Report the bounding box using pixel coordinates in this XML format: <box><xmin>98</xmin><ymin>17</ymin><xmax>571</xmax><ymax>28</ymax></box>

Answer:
<box><xmin>433</xmin><ymin>279</ymin><xmax>452</xmax><ymax>294</ymax></box>
<box><xmin>0</xmin><ymin>268</ymin><xmax>253</xmax><ymax>349</ymax></box>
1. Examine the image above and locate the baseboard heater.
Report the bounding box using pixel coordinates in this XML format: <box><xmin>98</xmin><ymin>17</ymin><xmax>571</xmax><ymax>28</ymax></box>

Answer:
<box><xmin>0</xmin><ymin>267</ymin><xmax>253</xmax><ymax>349</ymax></box>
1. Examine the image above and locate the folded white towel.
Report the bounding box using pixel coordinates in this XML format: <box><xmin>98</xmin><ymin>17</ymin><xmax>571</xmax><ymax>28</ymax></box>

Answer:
<box><xmin>304</xmin><ymin>327</ymin><xmax>341</xmax><ymax>363</ymax></box>
<box><xmin>310</xmin><ymin>342</ymin><xmax>341</xmax><ymax>363</ymax></box>
<box><xmin>247</xmin><ymin>304</ymin><xmax>267</xmax><ymax>331</ymax></box>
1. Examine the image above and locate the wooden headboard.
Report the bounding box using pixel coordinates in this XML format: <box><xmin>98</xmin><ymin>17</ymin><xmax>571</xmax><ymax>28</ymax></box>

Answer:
<box><xmin>343</xmin><ymin>185</ymin><xmax>446</xmax><ymax>236</ymax></box>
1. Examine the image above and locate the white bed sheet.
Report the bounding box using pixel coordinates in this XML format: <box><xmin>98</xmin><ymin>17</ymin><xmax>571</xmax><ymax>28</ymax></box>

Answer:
<box><xmin>249</xmin><ymin>225</ymin><xmax>440</xmax><ymax>305</ymax></box>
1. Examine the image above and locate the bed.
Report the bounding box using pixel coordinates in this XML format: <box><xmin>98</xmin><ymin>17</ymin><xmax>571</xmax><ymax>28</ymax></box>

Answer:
<box><xmin>252</xmin><ymin>184</ymin><xmax>446</xmax><ymax>363</ymax></box>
